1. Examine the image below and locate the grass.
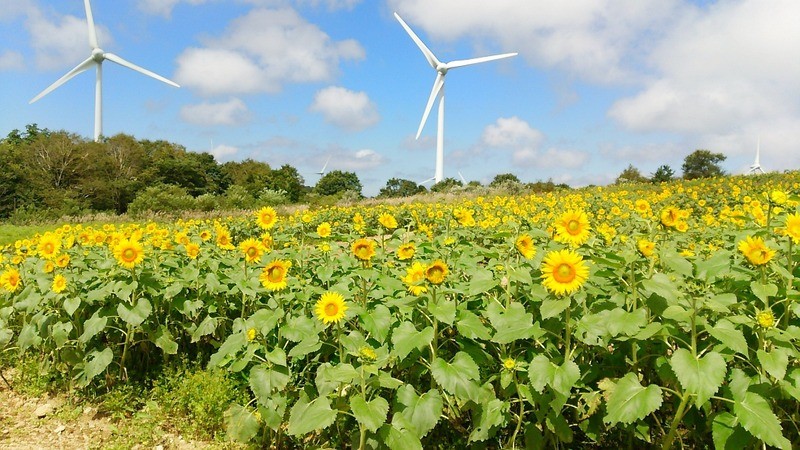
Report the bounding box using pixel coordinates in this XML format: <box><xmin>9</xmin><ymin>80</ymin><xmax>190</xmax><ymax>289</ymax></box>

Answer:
<box><xmin>0</xmin><ymin>224</ymin><xmax>54</xmax><ymax>246</ymax></box>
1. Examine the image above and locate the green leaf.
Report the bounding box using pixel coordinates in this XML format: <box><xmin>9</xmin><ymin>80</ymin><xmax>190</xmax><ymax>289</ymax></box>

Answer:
<box><xmin>468</xmin><ymin>268</ymin><xmax>499</xmax><ymax>296</ymax></box>
<box><xmin>733</xmin><ymin>392</ymin><xmax>791</xmax><ymax>449</ymax></box>
<box><xmin>604</xmin><ymin>373</ymin><xmax>663</xmax><ymax>426</ymax></box>
<box><xmin>17</xmin><ymin>323</ymin><xmax>41</xmax><ymax>350</ymax></box>
<box><xmin>287</xmin><ymin>395</ymin><xmax>337</xmax><ymax>437</ymax></box>
<box><xmin>381</xmin><ymin>423</ymin><xmax>423</xmax><ymax>450</ymax></box>
<box><xmin>540</xmin><ymin>297</ymin><xmax>570</xmax><ymax>320</ymax></box>
<box><xmin>488</xmin><ymin>302</ymin><xmax>537</xmax><ymax>344</ymax></box>
<box><xmin>350</xmin><ymin>395</ymin><xmax>389</xmax><ymax>432</ymax></box>
<box><xmin>456</xmin><ymin>310</ymin><xmax>492</xmax><ymax>341</ymax></box>
<box><xmin>391</xmin><ymin>321</ymin><xmax>433</xmax><ymax>360</ymax></box>
<box><xmin>670</xmin><ymin>349</ymin><xmax>726</xmax><ymax>408</ymax></box>
<box><xmin>316</xmin><ymin>363</ymin><xmax>358</xmax><ymax>396</ymax></box>
<box><xmin>527</xmin><ymin>355</ymin><xmax>580</xmax><ymax>397</ymax></box>
<box><xmin>750</xmin><ymin>281</ymin><xmax>778</xmax><ymax>304</ymax></box>
<box><xmin>153</xmin><ymin>325</ymin><xmax>178</xmax><ymax>355</ymax></box>
<box><xmin>396</xmin><ymin>386</ymin><xmax>442</xmax><ymax>439</ymax></box>
<box><xmin>78</xmin><ymin>311</ymin><xmax>107</xmax><ymax>344</ymax></box>
<box><xmin>287</xmin><ymin>336</ymin><xmax>321</xmax><ymax>359</ymax></box>
<box><xmin>51</xmin><ymin>322</ymin><xmax>73</xmax><ymax>347</ymax></box>
<box><xmin>712</xmin><ymin>412</ymin><xmax>753</xmax><ymax>450</ymax></box>
<box><xmin>84</xmin><ymin>347</ymin><xmax>113</xmax><ymax>384</ymax></box>
<box><xmin>469</xmin><ymin>398</ymin><xmax>507</xmax><ymax>442</ymax></box>
<box><xmin>641</xmin><ymin>273</ymin><xmax>680</xmax><ymax>304</ymax></box>
<box><xmin>360</xmin><ymin>304</ymin><xmax>391</xmax><ymax>342</ymax></box>
<box><xmin>191</xmin><ymin>316</ymin><xmax>218</xmax><ymax>342</ymax></box>
<box><xmin>250</xmin><ymin>364</ymin><xmax>290</xmax><ymax>403</ymax></box>
<box><xmin>428</xmin><ymin>298</ymin><xmax>456</xmax><ymax>325</ymax></box>
<box><xmin>63</xmin><ymin>296</ymin><xmax>81</xmax><ymax>316</ymax></box>
<box><xmin>117</xmin><ymin>298</ymin><xmax>152</xmax><ymax>327</ymax></box>
<box><xmin>528</xmin><ymin>355</ymin><xmax>553</xmax><ymax>393</ymax></box>
<box><xmin>224</xmin><ymin>404</ymin><xmax>260</xmax><ymax>443</ymax></box>
<box><xmin>431</xmin><ymin>352</ymin><xmax>481</xmax><ymax>402</ymax></box>
<box><xmin>209</xmin><ymin>331</ymin><xmax>247</xmax><ymax>367</ymax></box>
<box><xmin>757</xmin><ymin>348</ymin><xmax>789</xmax><ymax>381</ymax></box>
<box><xmin>708</xmin><ymin>320</ymin><xmax>748</xmax><ymax>355</ymax></box>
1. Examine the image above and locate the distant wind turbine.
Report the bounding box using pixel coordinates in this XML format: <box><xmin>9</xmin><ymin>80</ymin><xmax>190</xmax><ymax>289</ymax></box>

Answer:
<box><xmin>317</xmin><ymin>155</ymin><xmax>331</xmax><ymax>176</ymax></box>
<box><xmin>394</xmin><ymin>12</ymin><xmax>517</xmax><ymax>184</ymax></box>
<box><xmin>747</xmin><ymin>137</ymin><xmax>765</xmax><ymax>175</ymax></box>
<box><xmin>457</xmin><ymin>171</ymin><xmax>467</xmax><ymax>184</ymax></box>
<box><xmin>30</xmin><ymin>0</ymin><xmax>179</xmax><ymax>142</ymax></box>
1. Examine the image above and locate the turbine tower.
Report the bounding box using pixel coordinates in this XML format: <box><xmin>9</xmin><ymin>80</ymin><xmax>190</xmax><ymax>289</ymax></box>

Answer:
<box><xmin>30</xmin><ymin>0</ymin><xmax>179</xmax><ymax>142</ymax></box>
<box><xmin>747</xmin><ymin>137</ymin><xmax>764</xmax><ymax>175</ymax></box>
<box><xmin>395</xmin><ymin>12</ymin><xmax>517</xmax><ymax>184</ymax></box>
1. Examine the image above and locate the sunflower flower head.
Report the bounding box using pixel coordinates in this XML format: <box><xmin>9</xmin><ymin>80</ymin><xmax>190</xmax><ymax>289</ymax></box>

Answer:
<box><xmin>0</xmin><ymin>267</ymin><xmax>22</xmax><ymax>292</ymax></box>
<box><xmin>52</xmin><ymin>274</ymin><xmax>67</xmax><ymax>294</ymax></box>
<box><xmin>541</xmin><ymin>249</ymin><xmax>590</xmax><ymax>296</ymax></box>
<box><xmin>259</xmin><ymin>260</ymin><xmax>291</xmax><ymax>291</ymax></box>
<box><xmin>256</xmin><ymin>207</ymin><xmax>278</xmax><ymax>230</ymax></box>
<box><xmin>738</xmin><ymin>236</ymin><xmax>775</xmax><ymax>266</ymax></box>
<box><xmin>317</xmin><ymin>222</ymin><xmax>332</xmax><ymax>238</ymax></box>
<box><xmin>113</xmin><ymin>239</ymin><xmax>145</xmax><ymax>269</ymax></box>
<box><xmin>315</xmin><ymin>291</ymin><xmax>348</xmax><ymax>325</ymax></box>
<box><xmin>783</xmin><ymin>213</ymin><xmax>800</xmax><ymax>244</ymax></box>
<box><xmin>239</xmin><ymin>238</ymin><xmax>264</xmax><ymax>264</ymax></box>
<box><xmin>37</xmin><ymin>232</ymin><xmax>62</xmax><ymax>260</ymax></box>
<box><xmin>515</xmin><ymin>234</ymin><xmax>536</xmax><ymax>259</ymax></box>
<box><xmin>425</xmin><ymin>260</ymin><xmax>449</xmax><ymax>285</ymax></box>
<box><xmin>502</xmin><ymin>358</ymin><xmax>516</xmax><ymax>371</ymax></box>
<box><xmin>351</xmin><ymin>238</ymin><xmax>376</xmax><ymax>262</ymax></box>
<box><xmin>185</xmin><ymin>242</ymin><xmax>200</xmax><ymax>259</ymax></box>
<box><xmin>378</xmin><ymin>213</ymin><xmax>398</xmax><ymax>230</ymax></box>
<box><xmin>402</xmin><ymin>262</ymin><xmax>428</xmax><ymax>296</ymax></box>
<box><xmin>396</xmin><ymin>243</ymin><xmax>415</xmax><ymax>261</ymax></box>
<box><xmin>637</xmin><ymin>239</ymin><xmax>656</xmax><ymax>258</ymax></box>
<box><xmin>554</xmin><ymin>210</ymin><xmax>591</xmax><ymax>247</ymax></box>
<box><xmin>756</xmin><ymin>310</ymin><xmax>775</xmax><ymax>329</ymax></box>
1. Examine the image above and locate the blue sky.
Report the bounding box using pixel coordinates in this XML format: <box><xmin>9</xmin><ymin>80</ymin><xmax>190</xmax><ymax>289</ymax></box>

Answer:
<box><xmin>1</xmin><ymin>0</ymin><xmax>799</xmax><ymax>196</ymax></box>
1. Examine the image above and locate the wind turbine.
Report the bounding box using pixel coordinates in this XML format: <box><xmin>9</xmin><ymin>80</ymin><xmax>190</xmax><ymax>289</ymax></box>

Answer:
<box><xmin>30</xmin><ymin>0</ymin><xmax>179</xmax><ymax>142</ymax></box>
<box><xmin>394</xmin><ymin>12</ymin><xmax>517</xmax><ymax>184</ymax></box>
<box><xmin>317</xmin><ymin>155</ymin><xmax>331</xmax><ymax>176</ymax></box>
<box><xmin>747</xmin><ymin>137</ymin><xmax>764</xmax><ymax>175</ymax></box>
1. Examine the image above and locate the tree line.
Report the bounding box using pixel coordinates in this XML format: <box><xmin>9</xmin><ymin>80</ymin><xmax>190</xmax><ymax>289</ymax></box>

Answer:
<box><xmin>614</xmin><ymin>150</ymin><xmax>728</xmax><ymax>185</ymax></box>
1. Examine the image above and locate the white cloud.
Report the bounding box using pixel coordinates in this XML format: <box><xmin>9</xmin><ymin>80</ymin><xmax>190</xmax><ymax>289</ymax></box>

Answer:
<box><xmin>175</xmin><ymin>7</ymin><xmax>365</xmax><ymax>96</ymax></box>
<box><xmin>477</xmin><ymin>116</ymin><xmax>588</xmax><ymax>169</ymax></box>
<box><xmin>309</xmin><ymin>86</ymin><xmax>379</xmax><ymax>131</ymax></box>
<box><xmin>0</xmin><ymin>50</ymin><xmax>24</xmax><ymax>70</ymax></box>
<box><xmin>296</xmin><ymin>0</ymin><xmax>362</xmax><ymax>11</ymax></box>
<box><xmin>481</xmin><ymin>116</ymin><xmax>543</xmax><ymax>148</ymax></box>
<box><xmin>137</xmin><ymin>0</ymin><xmax>212</xmax><ymax>17</ymax></box>
<box><xmin>210</xmin><ymin>144</ymin><xmax>240</xmax><ymax>161</ymax></box>
<box><xmin>513</xmin><ymin>147</ymin><xmax>589</xmax><ymax>169</ymax></box>
<box><xmin>180</xmin><ymin>98</ymin><xmax>251</xmax><ymax>126</ymax></box>
<box><xmin>321</xmin><ymin>148</ymin><xmax>385</xmax><ymax>170</ymax></box>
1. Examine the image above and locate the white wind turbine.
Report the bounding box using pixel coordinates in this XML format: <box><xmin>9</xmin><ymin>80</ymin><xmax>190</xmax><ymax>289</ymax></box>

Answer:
<box><xmin>30</xmin><ymin>0</ymin><xmax>179</xmax><ymax>142</ymax></box>
<box><xmin>747</xmin><ymin>137</ymin><xmax>765</xmax><ymax>175</ymax></box>
<box><xmin>317</xmin><ymin>155</ymin><xmax>331</xmax><ymax>177</ymax></box>
<box><xmin>395</xmin><ymin>12</ymin><xmax>517</xmax><ymax>184</ymax></box>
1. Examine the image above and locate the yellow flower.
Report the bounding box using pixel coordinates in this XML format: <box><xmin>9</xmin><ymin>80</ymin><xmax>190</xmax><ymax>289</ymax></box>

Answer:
<box><xmin>402</xmin><ymin>262</ymin><xmax>428</xmax><ymax>296</ymax></box>
<box><xmin>247</xmin><ymin>328</ymin><xmax>257</xmax><ymax>341</ymax></box>
<box><xmin>738</xmin><ymin>236</ymin><xmax>775</xmax><ymax>266</ymax></box>
<box><xmin>52</xmin><ymin>274</ymin><xmax>67</xmax><ymax>294</ymax></box>
<box><xmin>315</xmin><ymin>291</ymin><xmax>348</xmax><ymax>325</ymax></box>
<box><xmin>554</xmin><ymin>210</ymin><xmax>591</xmax><ymax>247</ymax></box>
<box><xmin>239</xmin><ymin>238</ymin><xmax>264</xmax><ymax>264</ymax></box>
<box><xmin>660</xmin><ymin>206</ymin><xmax>681</xmax><ymax>228</ymax></box>
<box><xmin>199</xmin><ymin>229</ymin><xmax>212</xmax><ymax>241</ymax></box>
<box><xmin>113</xmin><ymin>239</ymin><xmax>145</xmax><ymax>269</ymax></box>
<box><xmin>351</xmin><ymin>238</ymin><xmax>376</xmax><ymax>261</ymax></box>
<box><xmin>256</xmin><ymin>207</ymin><xmax>278</xmax><ymax>229</ymax></box>
<box><xmin>637</xmin><ymin>239</ymin><xmax>656</xmax><ymax>258</ymax></box>
<box><xmin>770</xmin><ymin>190</ymin><xmax>787</xmax><ymax>205</ymax></box>
<box><xmin>515</xmin><ymin>234</ymin><xmax>536</xmax><ymax>259</ymax></box>
<box><xmin>43</xmin><ymin>261</ymin><xmax>55</xmax><ymax>273</ymax></box>
<box><xmin>317</xmin><ymin>222</ymin><xmax>332</xmax><ymax>238</ymax></box>
<box><xmin>260</xmin><ymin>260</ymin><xmax>291</xmax><ymax>291</ymax></box>
<box><xmin>359</xmin><ymin>346</ymin><xmax>377</xmax><ymax>361</ymax></box>
<box><xmin>425</xmin><ymin>260</ymin><xmax>449</xmax><ymax>285</ymax></box>
<box><xmin>634</xmin><ymin>199</ymin><xmax>651</xmax><ymax>215</ymax></box>
<box><xmin>0</xmin><ymin>268</ymin><xmax>22</xmax><ymax>292</ymax></box>
<box><xmin>216</xmin><ymin>229</ymin><xmax>235</xmax><ymax>250</ymax></box>
<box><xmin>396</xmin><ymin>243</ymin><xmax>415</xmax><ymax>261</ymax></box>
<box><xmin>185</xmin><ymin>243</ymin><xmax>200</xmax><ymax>259</ymax></box>
<box><xmin>541</xmin><ymin>249</ymin><xmax>589</xmax><ymax>296</ymax></box>
<box><xmin>37</xmin><ymin>233</ymin><xmax>61</xmax><ymax>260</ymax></box>
<box><xmin>784</xmin><ymin>213</ymin><xmax>800</xmax><ymax>243</ymax></box>
<box><xmin>756</xmin><ymin>310</ymin><xmax>775</xmax><ymax>328</ymax></box>
<box><xmin>378</xmin><ymin>213</ymin><xmax>398</xmax><ymax>230</ymax></box>
<box><xmin>55</xmin><ymin>254</ymin><xmax>70</xmax><ymax>268</ymax></box>
<box><xmin>502</xmin><ymin>358</ymin><xmax>516</xmax><ymax>370</ymax></box>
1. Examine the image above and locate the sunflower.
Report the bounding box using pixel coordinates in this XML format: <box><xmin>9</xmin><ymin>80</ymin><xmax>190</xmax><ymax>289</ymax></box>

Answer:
<box><xmin>378</xmin><ymin>213</ymin><xmax>398</xmax><ymax>230</ymax></box>
<box><xmin>43</xmin><ymin>261</ymin><xmax>55</xmax><ymax>273</ymax></box>
<box><xmin>402</xmin><ymin>262</ymin><xmax>428</xmax><ymax>296</ymax></box>
<box><xmin>52</xmin><ymin>274</ymin><xmax>67</xmax><ymax>294</ymax></box>
<box><xmin>540</xmin><ymin>249</ymin><xmax>589</xmax><ymax>296</ymax></box>
<box><xmin>396</xmin><ymin>243</ymin><xmax>415</xmax><ymax>261</ymax></box>
<box><xmin>37</xmin><ymin>233</ymin><xmax>61</xmax><ymax>260</ymax></box>
<box><xmin>784</xmin><ymin>213</ymin><xmax>800</xmax><ymax>243</ymax></box>
<box><xmin>317</xmin><ymin>222</ymin><xmax>332</xmax><ymax>238</ymax></box>
<box><xmin>199</xmin><ymin>229</ymin><xmax>213</xmax><ymax>242</ymax></box>
<box><xmin>185</xmin><ymin>242</ymin><xmax>200</xmax><ymax>260</ymax></box>
<box><xmin>113</xmin><ymin>239</ymin><xmax>145</xmax><ymax>269</ymax></box>
<box><xmin>637</xmin><ymin>239</ymin><xmax>656</xmax><ymax>258</ymax></box>
<box><xmin>634</xmin><ymin>199</ymin><xmax>651</xmax><ymax>215</ymax></box>
<box><xmin>351</xmin><ymin>238</ymin><xmax>376</xmax><ymax>261</ymax></box>
<box><xmin>239</xmin><ymin>238</ymin><xmax>264</xmax><ymax>264</ymax></box>
<box><xmin>756</xmin><ymin>310</ymin><xmax>775</xmax><ymax>328</ymax></box>
<box><xmin>515</xmin><ymin>234</ymin><xmax>536</xmax><ymax>259</ymax></box>
<box><xmin>0</xmin><ymin>268</ymin><xmax>21</xmax><ymax>292</ymax></box>
<box><xmin>260</xmin><ymin>260</ymin><xmax>291</xmax><ymax>291</ymax></box>
<box><xmin>315</xmin><ymin>291</ymin><xmax>348</xmax><ymax>325</ymax></box>
<box><xmin>256</xmin><ymin>207</ymin><xmax>278</xmax><ymax>230</ymax></box>
<box><xmin>660</xmin><ymin>206</ymin><xmax>683</xmax><ymax>228</ymax></box>
<box><xmin>216</xmin><ymin>229</ymin><xmax>235</xmax><ymax>250</ymax></box>
<box><xmin>554</xmin><ymin>210</ymin><xmax>591</xmax><ymax>246</ymax></box>
<box><xmin>425</xmin><ymin>260</ymin><xmax>449</xmax><ymax>285</ymax></box>
<box><xmin>55</xmin><ymin>254</ymin><xmax>70</xmax><ymax>268</ymax></box>
<box><xmin>738</xmin><ymin>236</ymin><xmax>775</xmax><ymax>266</ymax></box>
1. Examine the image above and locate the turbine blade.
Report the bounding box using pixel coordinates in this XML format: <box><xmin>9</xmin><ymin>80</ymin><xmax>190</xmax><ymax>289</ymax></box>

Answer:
<box><xmin>447</xmin><ymin>52</ymin><xmax>518</xmax><ymax>69</ymax></box>
<box><xmin>84</xmin><ymin>0</ymin><xmax>99</xmax><ymax>48</ymax></box>
<box><xmin>416</xmin><ymin>72</ymin><xmax>444</xmax><ymax>139</ymax></box>
<box><xmin>29</xmin><ymin>57</ymin><xmax>96</xmax><ymax>103</ymax></box>
<box><xmin>104</xmin><ymin>53</ymin><xmax>180</xmax><ymax>87</ymax></box>
<box><xmin>394</xmin><ymin>12</ymin><xmax>440</xmax><ymax>69</ymax></box>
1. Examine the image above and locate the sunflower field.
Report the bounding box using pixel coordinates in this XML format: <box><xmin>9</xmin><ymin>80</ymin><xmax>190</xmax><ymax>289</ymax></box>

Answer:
<box><xmin>3</xmin><ymin>173</ymin><xmax>800</xmax><ymax>448</ymax></box>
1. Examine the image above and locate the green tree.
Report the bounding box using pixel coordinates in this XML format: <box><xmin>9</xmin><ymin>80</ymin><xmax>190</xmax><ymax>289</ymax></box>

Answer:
<box><xmin>614</xmin><ymin>164</ymin><xmax>649</xmax><ymax>184</ymax></box>
<box><xmin>378</xmin><ymin>178</ymin><xmax>426</xmax><ymax>198</ymax></box>
<box><xmin>430</xmin><ymin>177</ymin><xmax>463</xmax><ymax>193</ymax></box>
<box><xmin>651</xmin><ymin>165</ymin><xmax>675</xmax><ymax>183</ymax></box>
<box><xmin>267</xmin><ymin>164</ymin><xmax>305</xmax><ymax>202</ymax></box>
<box><xmin>315</xmin><ymin>170</ymin><xmax>362</xmax><ymax>197</ymax></box>
<box><xmin>682</xmin><ymin>150</ymin><xmax>726</xmax><ymax>180</ymax></box>
<box><xmin>221</xmin><ymin>159</ymin><xmax>273</xmax><ymax>197</ymax></box>
<box><xmin>489</xmin><ymin>173</ymin><xmax>520</xmax><ymax>187</ymax></box>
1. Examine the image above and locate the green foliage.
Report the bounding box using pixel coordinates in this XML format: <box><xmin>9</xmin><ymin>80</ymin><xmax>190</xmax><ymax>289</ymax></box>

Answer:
<box><xmin>378</xmin><ymin>178</ymin><xmax>426</xmax><ymax>198</ymax></box>
<box><xmin>651</xmin><ymin>164</ymin><xmax>675</xmax><ymax>183</ymax></box>
<box><xmin>489</xmin><ymin>173</ymin><xmax>520</xmax><ymax>186</ymax></box>
<box><xmin>315</xmin><ymin>170</ymin><xmax>362</xmax><ymax>197</ymax></box>
<box><xmin>127</xmin><ymin>184</ymin><xmax>197</xmax><ymax>215</ymax></box>
<box><xmin>682</xmin><ymin>149</ymin><xmax>726</xmax><ymax>179</ymax></box>
<box><xmin>615</xmin><ymin>164</ymin><xmax>649</xmax><ymax>184</ymax></box>
<box><xmin>430</xmin><ymin>177</ymin><xmax>463</xmax><ymax>193</ymax></box>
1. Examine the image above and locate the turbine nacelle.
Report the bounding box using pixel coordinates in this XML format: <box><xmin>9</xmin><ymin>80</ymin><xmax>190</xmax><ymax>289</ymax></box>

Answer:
<box><xmin>91</xmin><ymin>48</ymin><xmax>105</xmax><ymax>62</ymax></box>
